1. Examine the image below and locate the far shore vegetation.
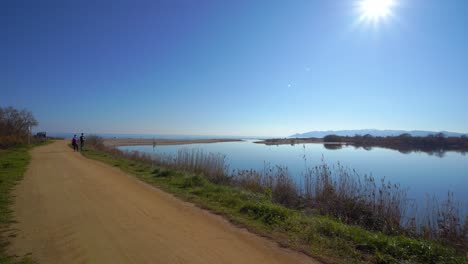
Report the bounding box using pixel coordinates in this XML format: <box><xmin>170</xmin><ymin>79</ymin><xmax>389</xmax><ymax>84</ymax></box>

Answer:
<box><xmin>80</xmin><ymin>135</ymin><xmax>468</xmax><ymax>264</ymax></box>
<box><xmin>257</xmin><ymin>134</ymin><xmax>468</xmax><ymax>155</ymax></box>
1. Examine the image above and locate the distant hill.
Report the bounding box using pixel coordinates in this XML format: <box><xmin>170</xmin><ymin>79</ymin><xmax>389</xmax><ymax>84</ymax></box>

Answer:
<box><xmin>290</xmin><ymin>129</ymin><xmax>467</xmax><ymax>138</ymax></box>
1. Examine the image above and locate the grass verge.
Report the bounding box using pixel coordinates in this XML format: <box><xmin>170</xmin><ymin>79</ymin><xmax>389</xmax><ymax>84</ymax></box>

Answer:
<box><xmin>80</xmin><ymin>146</ymin><xmax>468</xmax><ymax>264</ymax></box>
<box><xmin>0</xmin><ymin>142</ymin><xmax>51</xmax><ymax>264</ymax></box>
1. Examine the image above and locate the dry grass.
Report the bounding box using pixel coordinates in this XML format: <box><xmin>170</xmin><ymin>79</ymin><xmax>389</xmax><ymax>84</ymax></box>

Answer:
<box><xmin>86</xmin><ymin>135</ymin><xmax>467</xmax><ymax>250</ymax></box>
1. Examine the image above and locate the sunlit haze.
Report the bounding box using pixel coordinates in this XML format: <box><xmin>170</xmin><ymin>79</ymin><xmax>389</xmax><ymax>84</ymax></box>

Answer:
<box><xmin>359</xmin><ymin>0</ymin><xmax>396</xmax><ymax>22</ymax></box>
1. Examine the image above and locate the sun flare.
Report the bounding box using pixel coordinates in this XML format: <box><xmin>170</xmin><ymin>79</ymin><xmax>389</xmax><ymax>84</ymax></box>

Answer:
<box><xmin>359</xmin><ymin>0</ymin><xmax>396</xmax><ymax>22</ymax></box>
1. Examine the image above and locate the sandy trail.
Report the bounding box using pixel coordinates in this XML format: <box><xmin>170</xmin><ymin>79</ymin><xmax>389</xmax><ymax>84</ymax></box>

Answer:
<box><xmin>8</xmin><ymin>140</ymin><xmax>319</xmax><ymax>264</ymax></box>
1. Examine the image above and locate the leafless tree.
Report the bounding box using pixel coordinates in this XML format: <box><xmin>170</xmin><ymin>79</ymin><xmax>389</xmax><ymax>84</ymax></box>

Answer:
<box><xmin>0</xmin><ymin>106</ymin><xmax>38</xmax><ymax>147</ymax></box>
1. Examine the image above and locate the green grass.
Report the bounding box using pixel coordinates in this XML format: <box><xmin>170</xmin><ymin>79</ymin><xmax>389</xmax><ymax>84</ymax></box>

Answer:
<box><xmin>0</xmin><ymin>142</ymin><xmax>51</xmax><ymax>264</ymax></box>
<box><xmin>80</xmin><ymin>146</ymin><xmax>468</xmax><ymax>264</ymax></box>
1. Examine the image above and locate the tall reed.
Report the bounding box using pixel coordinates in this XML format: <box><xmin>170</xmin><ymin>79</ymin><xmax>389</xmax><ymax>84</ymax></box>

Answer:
<box><xmin>86</xmin><ymin>135</ymin><xmax>467</xmax><ymax>249</ymax></box>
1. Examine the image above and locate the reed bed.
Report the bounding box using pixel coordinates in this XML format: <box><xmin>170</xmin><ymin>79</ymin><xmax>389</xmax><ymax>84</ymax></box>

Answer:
<box><xmin>87</xmin><ymin>135</ymin><xmax>467</xmax><ymax>249</ymax></box>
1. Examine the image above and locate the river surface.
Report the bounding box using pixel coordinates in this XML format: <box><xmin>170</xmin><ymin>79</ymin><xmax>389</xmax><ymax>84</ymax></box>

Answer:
<box><xmin>119</xmin><ymin>140</ymin><xmax>468</xmax><ymax>209</ymax></box>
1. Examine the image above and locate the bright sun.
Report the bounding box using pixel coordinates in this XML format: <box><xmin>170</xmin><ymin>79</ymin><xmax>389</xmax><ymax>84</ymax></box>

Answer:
<box><xmin>359</xmin><ymin>0</ymin><xmax>396</xmax><ymax>22</ymax></box>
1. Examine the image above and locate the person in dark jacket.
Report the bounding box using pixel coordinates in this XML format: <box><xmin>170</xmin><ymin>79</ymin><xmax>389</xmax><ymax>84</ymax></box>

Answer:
<box><xmin>79</xmin><ymin>133</ymin><xmax>85</xmax><ymax>151</ymax></box>
<box><xmin>72</xmin><ymin>135</ymin><xmax>78</xmax><ymax>152</ymax></box>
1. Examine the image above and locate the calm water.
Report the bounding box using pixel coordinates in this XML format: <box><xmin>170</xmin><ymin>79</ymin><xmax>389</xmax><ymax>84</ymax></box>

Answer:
<box><xmin>47</xmin><ymin>132</ymin><xmax>261</xmax><ymax>140</ymax></box>
<box><xmin>119</xmin><ymin>140</ymin><xmax>468</xmax><ymax>208</ymax></box>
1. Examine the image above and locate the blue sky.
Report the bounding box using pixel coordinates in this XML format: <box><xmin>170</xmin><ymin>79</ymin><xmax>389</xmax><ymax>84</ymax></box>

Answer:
<box><xmin>2</xmin><ymin>0</ymin><xmax>468</xmax><ymax>137</ymax></box>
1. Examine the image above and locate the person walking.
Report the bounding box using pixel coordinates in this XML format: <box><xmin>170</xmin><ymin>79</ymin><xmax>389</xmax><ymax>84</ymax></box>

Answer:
<box><xmin>72</xmin><ymin>135</ymin><xmax>79</xmax><ymax>152</ymax></box>
<box><xmin>79</xmin><ymin>133</ymin><xmax>85</xmax><ymax>151</ymax></box>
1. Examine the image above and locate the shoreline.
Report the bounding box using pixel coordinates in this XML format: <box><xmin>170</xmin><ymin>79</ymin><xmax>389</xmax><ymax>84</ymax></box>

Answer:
<box><xmin>103</xmin><ymin>138</ymin><xmax>243</xmax><ymax>147</ymax></box>
<box><xmin>254</xmin><ymin>138</ymin><xmax>346</xmax><ymax>145</ymax></box>
<box><xmin>79</xmin><ymin>140</ymin><xmax>467</xmax><ymax>263</ymax></box>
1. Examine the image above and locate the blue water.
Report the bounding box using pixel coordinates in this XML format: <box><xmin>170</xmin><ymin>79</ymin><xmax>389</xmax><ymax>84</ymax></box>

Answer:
<box><xmin>46</xmin><ymin>132</ymin><xmax>266</xmax><ymax>140</ymax></box>
<box><xmin>119</xmin><ymin>141</ymin><xmax>468</xmax><ymax>209</ymax></box>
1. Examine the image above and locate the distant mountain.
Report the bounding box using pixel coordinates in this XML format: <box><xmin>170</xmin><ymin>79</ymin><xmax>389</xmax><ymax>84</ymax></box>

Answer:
<box><xmin>290</xmin><ymin>129</ymin><xmax>467</xmax><ymax>138</ymax></box>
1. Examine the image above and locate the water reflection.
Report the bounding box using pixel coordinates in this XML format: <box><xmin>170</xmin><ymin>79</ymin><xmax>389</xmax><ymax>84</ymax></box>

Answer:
<box><xmin>119</xmin><ymin>141</ymin><xmax>468</xmax><ymax>209</ymax></box>
<box><xmin>332</xmin><ymin>144</ymin><xmax>466</xmax><ymax>158</ymax></box>
<box><xmin>323</xmin><ymin>144</ymin><xmax>343</xmax><ymax>150</ymax></box>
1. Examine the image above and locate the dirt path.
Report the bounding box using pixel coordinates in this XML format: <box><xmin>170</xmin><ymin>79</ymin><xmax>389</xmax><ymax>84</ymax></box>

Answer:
<box><xmin>8</xmin><ymin>140</ymin><xmax>319</xmax><ymax>264</ymax></box>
